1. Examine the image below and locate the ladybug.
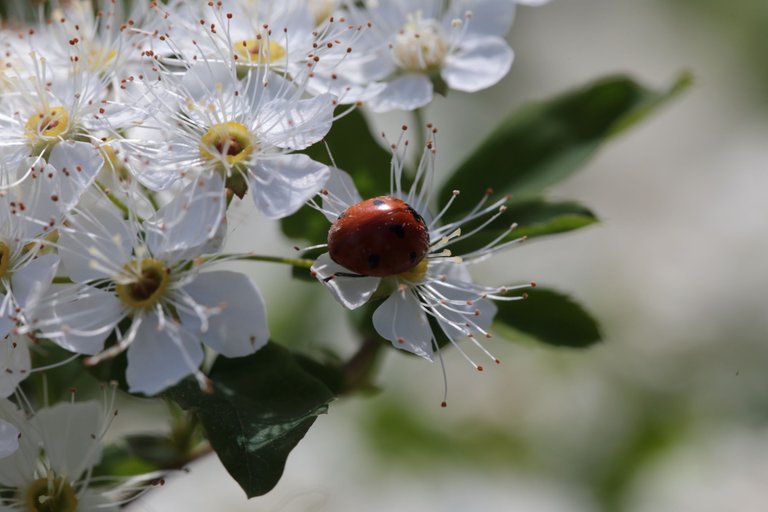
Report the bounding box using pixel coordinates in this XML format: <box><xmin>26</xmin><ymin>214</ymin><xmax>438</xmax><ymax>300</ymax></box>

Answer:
<box><xmin>327</xmin><ymin>196</ymin><xmax>430</xmax><ymax>277</ymax></box>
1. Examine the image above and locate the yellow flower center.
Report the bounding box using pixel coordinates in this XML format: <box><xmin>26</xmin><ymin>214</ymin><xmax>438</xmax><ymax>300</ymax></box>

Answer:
<box><xmin>25</xmin><ymin>107</ymin><xmax>70</xmax><ymax>141</ymax></box>
<box><xmin>392</xmin><ymin>11</ymin><xmax>448</xmax><ymax>72</ymax></box>
<box><xmin>199</xmin><ymin>122</ymin><xmax>254</xmax><ymax>167</ymax></box>
<box><xmin>115</xmin><ymin>258</ymin><xmax>170</xmax><ymax>309</ymax></box>
<box><xmin>234</xmin><ymin>38</ymin><xmax>286</xmax><ymax>65</ymax></box>
<box><xmin>397</xmin><ymin>258</ymin><xmax>429</xmax><ymax>284</ymax></box>
<box><xmin>0</xmin><ymin>241</ymin><xmax>10</xmax><ymax>280</ymax></box>
<box><xmin>24</xmin><ymin>477</ymin><xmax>79</xmax><ymax>512</ymax></box>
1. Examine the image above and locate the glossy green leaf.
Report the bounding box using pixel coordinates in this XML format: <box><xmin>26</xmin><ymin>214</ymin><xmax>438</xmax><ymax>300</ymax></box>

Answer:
<box><xmin>438</xmin><ymin>73</ymin><xmax>691</xmax><ymax>214</ymax></box>
<box><xmin>444</xmin><ymin>198</ymin><xmax>598</xmax><ymax>256</ymax></box>
<box><xmin>166</xmin><ymin>343</ymin><xmax>334</xmax><ymax>497</ymax></box>
<box><xmin>495</xmin><ymin>288</ymin><xmax>601</xmax><ymax>348</ymax></box>
<box><xmin>281</xmin><ymin>109</ymin><xmax>392</xmax><ymax>243</ymax></box>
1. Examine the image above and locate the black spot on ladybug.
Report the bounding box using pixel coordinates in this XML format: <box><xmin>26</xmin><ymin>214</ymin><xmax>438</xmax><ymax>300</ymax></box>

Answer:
<box><xmin>388</xmin><ymin>223</ymin><xmax>406</xmax><ymax>239</ymax></box>
<box><xmin>373</xmin><ymin>199</ymin><xmax>386</xmax><ymax>206</ymax></box>
<box><xmin>368</xmin><ymin>254</ymin><xmax>380</xmax><ymax>269</ymax></box>
<box><xmin>407</xmin><ymin>206</ymin><xmax>425</xmax><ymax>226</ymax></box>
<box><xmin>409</xmin><ymin>251</ymin><xmax>418</xmax><ymax>262</ymax></box>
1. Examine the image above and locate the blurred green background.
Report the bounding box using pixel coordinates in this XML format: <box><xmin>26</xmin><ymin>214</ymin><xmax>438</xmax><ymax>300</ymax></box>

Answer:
<box><xmin>116</xmin><ymin>0</ymin><xmax>768</xmax><ymax>510</ymax></box>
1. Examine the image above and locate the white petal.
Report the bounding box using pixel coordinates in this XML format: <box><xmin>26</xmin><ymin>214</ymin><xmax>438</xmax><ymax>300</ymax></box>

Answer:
<box><xmin>0</xmin><ymin>335</ymin><xmax>31</xmax><ymax>398</ymax></box>
<box><xmin>0</xmin><ymin>400</ymin><xmax>36</xmax><ymax>485</ymax></box>
<box><xmin>250</xmin><ymin>154</ymin><xmax>330</xmax><ymax>219</ymax></box>
<box><xmin>180</xmin><ymin>271</ymin><xmax>269</xmax><ymax>357</ymax></box>
<box><xmin>9</xmin><ymin>253</ymin><xmax>58</xmax><ymax>310</ymax></box>
<box><xmin>312</xmin><ymin>253</ymin><xmax>380</xmax><ymax>310</ymax></box>
<box><xmin>5</xmin><ymin>159</ymin><xmax>60</xmax><ymax>240</ymax></box>
<box><xmin>44</xmin><ymin>141</ymin><xmax>104</xmax><ymax>211</ymax></box>
<box><xmin>442</xmin><ymin>36</ymin><xmax>513</xmax><ymax>93</ymax></box>
<box><xmin>373</xmin><ymin>289</ymin><xmax>434</xmax><ymax>360</ymax></box>
<box><xmin>0</xmin><ymin>313</ymin><xmax>14</xmax><ymax>340</ymax></box>
<box><xmin>321</xmin><ymin>169</ymin><xmax>362</xmax><ymax>222</ymax></box>
<box><xmin>126</xmin><ymin>316</ymin><xmax>204</xmax><ymax>395</ymax></box>
<box><xmin>31</xmin><ymin>401</ymin><xmax>103</xmax><ymax>478</ymax></box>
<box><xmin>366</xmin><ymin>74</ymin><xmax>433</xmax><ymax>113</ymax></box>
<box><xmin>307</xmin><ymin>74</ymin><xmax>387</xmax><ymax>106</ymax></box>
<box><xmin>448</xmin><ymin>0</ymin><xmax>516</xmax><ymax>37</ymax></box>
<box><xmin>0</xmin><ymin>419</ymin><xmax>19</xmax><ymax>459</ymax></box>
<box><xmin>145</xmin><ymin>174</ymin><xmax>226</xmax><ymax>261</ymax></box>
<box><xmin>41</xmin><ymin>287</ymin><xmax>123</xmax><ymax>355</ymax></box>
<box><xmin>180</xmin><ymin>61</ymin><xmax>235</xmax><ymax>100</ymax></box>
<box><xmin>58</xmin><ymin>199</ymin><xmax>134</xmax><ymax>283</ymax></box>
<box><xmin>259</xmin><ymin>94</ymin><xmax>335</xmax><ymax>150</ymax></box>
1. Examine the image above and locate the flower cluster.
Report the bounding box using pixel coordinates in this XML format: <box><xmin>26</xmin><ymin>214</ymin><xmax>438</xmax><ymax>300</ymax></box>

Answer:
<box><xmin>0</xmin><ymin>0</ymin><xmax>548</xmax><ymax>503</ymax></box>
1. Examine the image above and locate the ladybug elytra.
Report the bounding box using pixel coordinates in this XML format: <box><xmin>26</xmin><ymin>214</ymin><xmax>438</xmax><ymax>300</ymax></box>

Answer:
<box><xmin>327</xmin><ymin>196</ymin><xmax>430</xmax><ymax>277</ymax></box>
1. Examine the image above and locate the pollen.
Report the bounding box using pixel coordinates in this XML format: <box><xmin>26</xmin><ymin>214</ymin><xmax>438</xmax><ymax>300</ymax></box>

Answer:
<box><xmin>115</xmin><ymin>258</ymin><xmax>171</xmax><ymax>310</ymax></box>
<box><xmin>398</xmin><ymin>258</ymin><xmax>428</xmax><ymax>284</ymax></box>
<box><xmin>199</xmin><ymin>121</ymin><xmax>254</xmax><ymax>167</ymax></box>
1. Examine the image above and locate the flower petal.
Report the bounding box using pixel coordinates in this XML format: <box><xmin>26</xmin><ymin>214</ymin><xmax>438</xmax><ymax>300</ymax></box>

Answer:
<box><xmin>321</xmin><ymin>169</ymin><xmax>362</xmax><ymax>222</ymax></box>
<box><xmin>0</xmin><ymin>419</ymin><xmax>19</xmax><ymax>459</ymax></box>
<box><xmin>312</xmin><ymin>253</ymin><xmax>380</xmax><ymax>310</ymax></box>
<box><xmin>250</xmin><ymin>154</ymin><xmax>330</xmax><ymax>219</ymax></box>
<box><xmin>442</xmin><ymin>36</ymin><xmax>513</xmax><ymax>93</ymax></box>
<box><xmin>447</xmin><ymin>0</ymin><xmax>516</xmax><ymax>38</ymax></box>
<box><xmin>31</xmin><ymin>401</ymin><xmax>103</xmax><ymax>479</ymax></box>
<box><xmin>0</xmin><ymin>400</ymin><xmax>36</xmax><ymax>485</ymax></box>
<box><xmin>180</xmin><ymin>271</ymin><xmax>269</xmax><ymax>357</ymax></box>
<box><xmin>126</xmin><ymin>315</ymin><xmax>204</xmax><ymax>395</ymax></box>
<box><xmin>44</xmin><ymin>140</ymin><xmax>104</xmax><ymax>211</ymax></box>
<box><xmin>9</xmin><ymin>253</ymin><xmax>59</xmax><ymax>311</ymax></box>
<box><xmin>373</xmin><ymin>289</ymin><xmax>434</xmax><ymax>360</ymax></box>
<box><xmin>0</xmin><ymin>335</ymin><xmax>31</xmax><ymax>398</ymax></box>
<box><xmin>58</xmin><ymin>198</ymin><xmax>134</xmax><ymax>283</ymax></box>
<box><xmin>145</xmin><ymin>173</ymin><xmax>226</xmax><ymax>261</ymax></box>
<box><xmin>38</xmin><ymin>286</ymin><xmax>123</xmax><ymax>355</ymax></box>
<box><xmin>259</xmin><ymin>94</ymin><xmax>335</xmax><ymax>150</ymax></box>
<box><xmin>366</xmin><ymin>74</ymin><xmax>433</xmax><ymax>113</ymax></box>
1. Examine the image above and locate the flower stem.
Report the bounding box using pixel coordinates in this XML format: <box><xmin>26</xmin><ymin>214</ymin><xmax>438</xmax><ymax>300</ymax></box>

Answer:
<box><xmin>95</xmin><ymin>181</ymin><xmax>144</xmax><ymax>222</ymax></box>
<box><xmin>412</xmin><ymin>107</ymin><xmax>426</xmax><ymax>151</ymax></box>
<box><xmin>340</xmin><ymin>336</ymin><xmax>384</xmax><ymax>395</ymax></box>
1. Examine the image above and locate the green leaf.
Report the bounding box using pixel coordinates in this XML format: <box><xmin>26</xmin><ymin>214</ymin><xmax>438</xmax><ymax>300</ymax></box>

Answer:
<box><xmin>166</xmin><ymin>343</ymin><xmax>334</xmax><ymax>498</ymax></box>
<box><xmin>92</xmin><ymin>444</ymin><xmax>159</xmax><ymax>477</ymax></box>
<box><xmin>281</xmin><ymin>109</ymin><xmax>392</xmax><ymax>243</ymax></box>
<box><xmin>444</xmin><ymin>197</ymin><xmax>598</xmax><ymax>256</ymax></box>
<box><xmin>439</xmin><ymin>73</ymin><xmax>692</xmax><ymax>213</ymax></box>
<box><xmin>495</xmin><ymin>288</ymin><xmax>601</xmax><ymax>348</ymax></box>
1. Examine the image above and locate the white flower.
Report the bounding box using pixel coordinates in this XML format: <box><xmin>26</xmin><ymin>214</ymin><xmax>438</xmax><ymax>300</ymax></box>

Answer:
<box><xmin>21</xmin><ymin>0</ymin><xmax>154</xmax><ymax>82</ymax></box>
<box><xmin>341</xmin><ymin>0</ymin><xmax>516</xmax><ymax>112</ymax></box>
<box><xmin>126</xmin><ymin>61</ymin><xmax>333</xmax><ymax>219</ymax></box>
<box><xmin>28</xmin><ymin>178</ymin><xmax>269</xmax><ymax>395</ymax></box>
<box><xmin>0</xmin><ymin>397</ymin><xmax>158</xmax><ymax>511</ymax></box>
<box><xmin>0</xmin><ymin>162</ymin><xmax>87</xmax><ymax>397</ymax></box>
<box><xmin>311</xmin><ymin>127</ymin><xmax>532</xmax><ymax>379</ymax></box>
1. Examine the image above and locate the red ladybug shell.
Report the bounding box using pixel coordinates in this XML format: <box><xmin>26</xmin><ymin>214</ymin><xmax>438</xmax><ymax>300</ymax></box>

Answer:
<box><xmin>328</xmin><ymin>196</ymin><xmax>430</xmax><ymax>277</ymax></box>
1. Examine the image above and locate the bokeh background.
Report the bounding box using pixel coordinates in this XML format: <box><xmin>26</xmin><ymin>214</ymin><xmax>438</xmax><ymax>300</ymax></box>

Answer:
<box><xmin>126</xmin><ymin>0</ymin><xmax>768</xmax><ymax>510</ymax></box>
